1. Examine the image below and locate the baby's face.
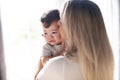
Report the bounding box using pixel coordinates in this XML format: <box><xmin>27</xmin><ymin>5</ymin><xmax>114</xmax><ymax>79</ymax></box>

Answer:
<box><xmin>42</xmin><ymin>21</ymin><xmax>62</xmax><ymax>45</ymax></box>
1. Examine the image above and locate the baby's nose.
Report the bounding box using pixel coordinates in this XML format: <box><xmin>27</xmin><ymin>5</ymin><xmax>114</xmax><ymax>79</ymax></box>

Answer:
<box><xmin>47</xmin><ymin>34</ymin><xmax>53</xmax><ymax>38</ymax></box>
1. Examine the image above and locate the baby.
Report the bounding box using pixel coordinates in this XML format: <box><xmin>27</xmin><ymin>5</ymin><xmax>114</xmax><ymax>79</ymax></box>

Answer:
<box><xmin>34</xmin><ymin>9</ymin><xmax>64</xmax><ymax>80</ymax></box>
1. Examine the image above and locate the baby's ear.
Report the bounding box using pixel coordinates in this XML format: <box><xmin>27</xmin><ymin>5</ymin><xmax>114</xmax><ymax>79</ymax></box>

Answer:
<box><xmin>42</xmin><ymin>34</ymin><xmax>44</xmax><ymax>37</ymax></box>
<box><xmin>57</xmin><ymin>20</ymin><xmax>62</xmax><ymax>26</ymax></box>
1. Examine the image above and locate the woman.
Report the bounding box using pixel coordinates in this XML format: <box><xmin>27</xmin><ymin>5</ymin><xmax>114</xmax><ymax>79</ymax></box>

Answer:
<box><xmin>37</xmin><ymin>0</ymin><xmax>114</xmax><ymax>80</ymax></box>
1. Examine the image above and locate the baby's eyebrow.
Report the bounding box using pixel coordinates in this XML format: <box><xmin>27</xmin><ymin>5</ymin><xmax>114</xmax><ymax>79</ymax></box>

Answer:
<box><xmin>52</xmin><ymin>29</ymin><xmax>58</xmax><ymax>30</ymax></box>
<box><xmin>51</xmin><ymin>28</ymin><xmax>58</xmax><ymax>30</ymax></box>
<box><xmin>51</xmin><ymin>30</ymin><xmax>59</xmax><ymax>31</ymax></box>
<box><xmin>43</xmin><ymin>30</ymin><xmax>47</xmax><ymax>33</ymax></box>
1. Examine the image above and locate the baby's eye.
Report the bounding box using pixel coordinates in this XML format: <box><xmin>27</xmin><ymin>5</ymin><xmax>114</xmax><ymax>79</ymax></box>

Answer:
<box><xmin>52</xmin><ymin>32</ymin><xmax>58</xmax><ymax>34</ymax></box>
<box><xmin>44</xmin><ymin>33</ymin><xmax>48</xmax><ymax>35</ymax></box>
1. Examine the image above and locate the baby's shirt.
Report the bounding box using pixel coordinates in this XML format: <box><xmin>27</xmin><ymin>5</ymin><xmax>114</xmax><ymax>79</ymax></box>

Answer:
<box><xmin>41</xmin><ymin>43</ymin><xmax>63</xmax><ymax>57</ymax></box>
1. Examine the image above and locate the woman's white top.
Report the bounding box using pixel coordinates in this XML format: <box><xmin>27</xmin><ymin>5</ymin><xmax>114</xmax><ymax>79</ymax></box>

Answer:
<box><xmin>37</xmin><ymin>55</ymin><xmax>81</xmax><ymax>80</ymax></box>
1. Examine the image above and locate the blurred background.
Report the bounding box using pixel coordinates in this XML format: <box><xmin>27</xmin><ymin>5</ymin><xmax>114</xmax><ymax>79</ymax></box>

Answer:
<box><xmin>0</xmin><ymin>0</ymin><xmax>119</xmax><ymax>80</ymax></box>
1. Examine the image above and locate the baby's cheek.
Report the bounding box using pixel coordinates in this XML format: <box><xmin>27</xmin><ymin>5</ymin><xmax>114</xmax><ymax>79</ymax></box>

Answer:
<box><xmin>45</xmin><ymin>38</ymin><xmax>49</xmax><ymax>42</ymax></box>
<box><xmin>56</xmin><ymin>35</ymin><xmax>62</xmax><ymax>40</ymax></box>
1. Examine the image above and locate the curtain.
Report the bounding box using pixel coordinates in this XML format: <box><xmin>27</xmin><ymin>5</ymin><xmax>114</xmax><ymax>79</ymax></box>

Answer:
<box><xmin>0</xmin><ymin>19</ymin><xmax>6</xmax><ymax>80</ymax></box>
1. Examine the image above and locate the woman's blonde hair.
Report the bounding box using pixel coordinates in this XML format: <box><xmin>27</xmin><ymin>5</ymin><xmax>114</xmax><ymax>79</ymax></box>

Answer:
<box><xmin>60</xmin><ymin>0</ymin><xmax>114</xmax><ymax>80</ymax></box>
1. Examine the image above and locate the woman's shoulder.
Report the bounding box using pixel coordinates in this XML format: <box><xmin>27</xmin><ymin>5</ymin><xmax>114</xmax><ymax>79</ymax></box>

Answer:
<box><xmin>42</xmin><ymin>56</ymin><xmax>68</xmax><ymax>73</ymax></box>
<box><xmin>37</xmin><ymin>55</ymin><xmax>80</xmax><ymax>80</ymax></box>
<box><xmin>46</xmin><ymin>56</ymin><xmax>66</xmax><ymax>66</ymax></box>
<box><xmin>37</xmin><ymin>56</ymin><xmax>66</xmax><ymax>80</ymax></box>
<box><xmin>45</xmin><ymin>55</ymin><xmax>79</xmax><ymax>70</ymax></box>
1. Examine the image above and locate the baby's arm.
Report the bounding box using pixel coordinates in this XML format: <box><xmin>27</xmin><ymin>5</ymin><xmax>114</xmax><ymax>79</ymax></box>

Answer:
<box><xmin>34</xmin><ymin>56</ymin><xmax>51</xmax><ymax>80</ymax></box>
<box><xmin>41</xmin><ymin>56</ymin><xmax>51</xmax><ymax>66</ymax></box>
<box><xmin>34</xmin><ymin>54</ymin><xmax>63</xmax><ymax>80</ymax></box>
<box><xmin>34</xmin><ymin>58</ymin><xmax>43</xmax><ymax>80</ymax></box>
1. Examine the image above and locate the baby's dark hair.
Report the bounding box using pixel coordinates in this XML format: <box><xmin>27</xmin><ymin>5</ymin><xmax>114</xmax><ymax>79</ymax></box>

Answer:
<box><xmin>41</xmin><ymin>9</ymin><xmax>60</xmax><ymax>28</ymax></box>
